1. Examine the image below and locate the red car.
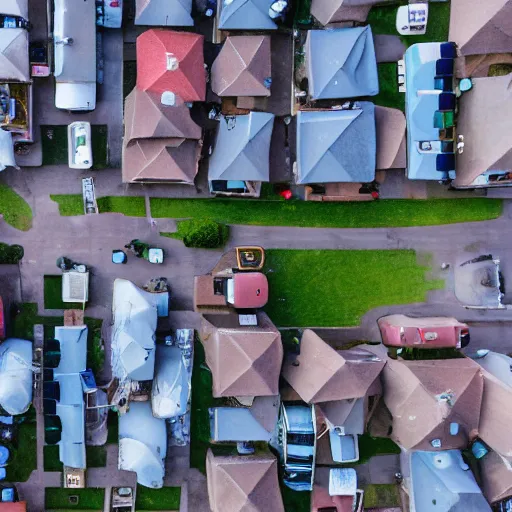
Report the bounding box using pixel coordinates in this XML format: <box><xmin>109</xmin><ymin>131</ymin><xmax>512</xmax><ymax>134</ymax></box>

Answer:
<box><xmin>378</xmin><ymin>314</ymin><xmax>470</xmax><ymax>349</ymax></box>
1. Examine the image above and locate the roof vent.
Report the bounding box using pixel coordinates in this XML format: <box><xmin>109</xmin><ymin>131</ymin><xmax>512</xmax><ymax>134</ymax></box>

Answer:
<box><xmin>166</xmin><ymin>53</ymin><xmax>179</xmax><ymax>71</ymax></box>
<box><xmin>161</xmin><ymin>91</ymin><xmax>176</xmax><ymax>106</ymax></box>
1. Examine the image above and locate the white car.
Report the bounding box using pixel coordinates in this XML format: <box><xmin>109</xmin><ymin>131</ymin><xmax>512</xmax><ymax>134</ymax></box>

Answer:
<box><xmin>68</xmin><ymin>122</ymin><xmax>93</xmax><ymax>169</ymax></box>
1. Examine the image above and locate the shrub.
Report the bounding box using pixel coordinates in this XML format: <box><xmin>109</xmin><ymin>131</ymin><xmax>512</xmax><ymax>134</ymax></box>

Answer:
<box><xmin>166</xmin><ymin>219</ymin><xmax>229</xmax><ymax>249</ymax></box>
<box><xmin>0</xmin><ymin>243</ymin><xmax>24</xmax><ymax>264</ymax></box>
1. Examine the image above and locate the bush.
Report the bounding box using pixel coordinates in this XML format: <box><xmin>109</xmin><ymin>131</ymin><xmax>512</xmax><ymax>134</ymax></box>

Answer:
<box><xmin>0</xmin><ymin>243</ymin><xmax>24</xmax><ymax>264</ymax></box>
<box><xmin>164</xmin><ymin>219</ymin><xmax>229</xmax><ymax>249</ymax></box>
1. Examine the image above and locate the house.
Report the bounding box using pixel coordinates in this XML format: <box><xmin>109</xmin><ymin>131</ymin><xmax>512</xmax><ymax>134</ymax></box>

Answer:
<box><xmin>410</xmin><ymin>450</ymin><xmax>491</xmax><ymax>511</ymax></box>
<box><xmin>44</xmin><ymin>326</ymin><xmax>90</xmax><ymax>472</ymax></box>
<box><xmin>282</xmin><ymin>331</ymin><xmax>384</xmax><ymax>464</ymax></box>
<box><xmin>0</xmin><ymin>338</ymin><xmax>33</xmax><ymax>415</ymax></box>
<box><xmin>0</xmin><ymin>27</ymin><xmax>33</xmax><ymax>143</ymax></box>
<box><xmin>312</xmin><ymin>468</ymin><xmax>364</xmax><ymax>512</ymax></box>
<box><xmin>209</xmin><ymin>395</ymin><xmax>279</xmax><ymax>442</ymax></box>
<box><xmin>405</xmin><ymin>42</ymin><xmax>458</xmax><ymax>181</ymax></box>
<box><xmin>211</xmin><ymin>36</ymin><xmax>271</xmax><ymax>97</ymax></box>
<box><xmin>217</xmin><ymin>0</ymin><xmax>278</xmax><ymax>31</ymax></box>
<box><xmin>110</xmin><ymin>279</ymin><xmax>158</xmax><ymax>382</ymax></box>
<box><xmin>199</xmin><ymin>312</ymin><xmax>282</xmax><ymax>398</ymax></box>
<box><xmin>449</xmin><ymin>0</ymin><xmax>512</xmax><ymax>56</ymax></box>
<box><xmin>3</xmin><ymin>0</ymin><xmax>29</xmax><ymax>18</ymax></box>
<box><xmin>381</xmin><ymin>358</ymin><xmax>483</xmax><ymax>451</ymax></box>
<box><xmin>305</xmin><ymin>27</ymin><xmax>379</xmax><ymax>100</ymax></box>
<box><xmin>480</xmin><ymin>449</ymin><xmax>512</xmax><ymax>507</ymax></box>
<box><xmin>0</xmin><ymin>504</ymin><xmax>27</xmax><ymax>512</ymax></box>
<box><xmin>282</xmin><ymin>330</ymin><xmax>385</xmax><ymax>403</ymax></box>
<box><xmin>295</xmin><ymin>104</ymin><xmax>376</xmax><ymax>185</ymax></box>
<box><xmin>310</xmin><ymin>0</ymin><xmax>388</xmax><ymax>24</ymax></box>
<box><xmin>122</xmin><ymin>87</ymin><xmax>202</xmax><ymax>183</ymax></box>
<box><xmin>206</xmin><ymin>449</ymin><xmax>284</xmax><ymax>512</ymax></box>
<box><xmin>208</xmin><ymin>112</ymin><xmax>274</xmax><ymax>197</ymax></box>
<box><xmin>134</xmin><ymin>0</ymin><xmax>194</xmax><ymax>26</ymax></box>
<box><xmin>452</xmin><ymin>73</ymin><xmax>512</xmax><ymax>188</ymax></box>
<box><xmin>473</xmin><ymin>351</ymin><xmax>512</xmax><ymax>459</ymax></box>
<box><xmin>136</xmin><ymin>29</ymin><xmax>205</xmax><ymax>102</ymax></box>
<box><xmin>118</xmin><ymin>401</ymin><xmax>167</xmax><ymax>488</ymax></box>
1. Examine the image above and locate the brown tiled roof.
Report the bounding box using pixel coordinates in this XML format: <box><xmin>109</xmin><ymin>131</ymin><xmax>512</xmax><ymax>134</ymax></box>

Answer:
<box><xmin>481</xmin><ymin>450</ymin><xmax>512</xmax><ymax>504</ymax></box>
<box><xmin>453</xmin><ymin>73</ymin><xmax>512</xmax><ymax>188</ymax></box>
<box><xmin>211</xmin><ymin>35</ymin><xmax>271</xmax><ymax>97</ymax></box>
<box><xmin>206</xmin><ymin>449</ymin><xmax>284</xmax><ymax>512</ymax></box>
<box><xmin>382</xmin><ymin>358</ymin><xmax>483</xmax><ymax>450</ymax></box>
<box><xmin>200</xmin><ymin>313</ymin><xmax>283</xmax><ymax>397</ymax></box>
<box><xmin>449</xmin><ymin>0</ymin><xmax>512</xmax><ymax>56</ymax></box>
<box><xmin>282</xmin><ymin>330</ymin><xmax>385</xmax><ymax>403</ymax></box>
<box><xmin>311</xmin><ymin>0</ymin><xmax>381</xmax><ymax>24</ymax></box>
<box><xmin>375</xmin><ymin>106</ymin><xmax>406</xmax><ymax>170</ymax></box>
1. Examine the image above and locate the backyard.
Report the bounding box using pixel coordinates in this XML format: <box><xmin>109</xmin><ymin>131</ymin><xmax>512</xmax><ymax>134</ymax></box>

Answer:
<box><xmin>44</xmin><ymin>275</ymin><xmax>83</xmax><ymax>310</ymax></box>
<box><xmin>50</xmin><ymin>195</ymin><xmax>503</xmax><ymax>228</ymax></box>
<box><xmin>135</xmin><ymin>486</ymin><xmax>181</xmax><ymax>511</ymax></box>
<box><xmin>45</xmin><ymin>488</ymin><xmax>105</xmax><ymax>510</ymax></box>
<box><xmin>6</xmin><ymin>409</ymin><xmax>37</xmax><ymax>483</ymax></box>
<box><xmin>263</xmin><ymin>249</ymin><xmax>443</xmax><ymax>327</ymax></box>
<box><xmin>0</xmin><ymin>183</ymin><xmax>33</xmax><ymax>231</ymax></box>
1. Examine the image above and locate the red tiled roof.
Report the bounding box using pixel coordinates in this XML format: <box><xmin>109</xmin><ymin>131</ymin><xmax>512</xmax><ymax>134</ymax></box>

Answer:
<box><xmin>136</xmin><ymin>29</ymin><xmax>206</xmax><ymax>102</ymax></box>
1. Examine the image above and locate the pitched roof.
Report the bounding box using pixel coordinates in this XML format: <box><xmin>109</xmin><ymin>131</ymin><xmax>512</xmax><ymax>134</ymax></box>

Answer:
<box><xmin>208</xmin><ymin>112</ymin><xmax>274</xmax><ymax>182</ymax></box>
<box><xmin>199</xmin><ymin>313</ymin><xmax>283</xmax><ymax>397</ymax></box>
<box><xmin>282</xmin><ymin>330</ymin><xmax>385</xmax><ymax>403</ymax></box>
<box><xmin>0</xmin><ymin>28</ymin><xmax>29</xmax><ymax>82</ymax></box>
<box><xmin>476</xmin><ymin>352</ymin><xmax>512</xmax><ymax>459</ymax></box>
<box><xmin>375</xmin><ymin>106</ymin><xmax>406</xmax><ymax>170</ymax></box>
<box><xmin>124</xmin><ymin>87</ymin><xmax>201</xmax><ymax>142</ymax></box>
<box><xmin>206</xmin><ymin>450</ymin><xmax>284</xmax><ymax>512</ymax></box>
<box><xmin>296</xmin><ymin>105</ymin><xmax>376</xmax><ymax>184</ymax></box>
<box><xmin>136</xmin><ymin>29</ymin><xmax>205</xmax><ymax>101</ymax></box>
<box><xmin>311</xmin><ymin>0</ymin><xmax>378</xmax><ymax>24</ymax></box>
<box><xmin>122</xmin><ymin>138</ymin><xmax>200</xmax><ymax>184</ymax></box>
<box><xmin>453</xmin><ymin>73</ymin><xmax>512</xmax><ymax>187</ymax></box>
<box><xmin>135</xmin><ymin>0</ymin><xmax>193</xmax><ymax>26</ymax></box>
<box><xmin>219</xmin><ymin>0</ymin><xmax>277</xmax><ymax>30</ymax></box>
<box><xmin>0</xmin><ymin>503</ymin><xmax>27</xmax><ymax>512</ymax></box>
<box><xmin>305</xmin><ymin>26</ymin><xmax>379</xmax><ymax>100</ymax></box>
<box><xmin>411</xmin><ymin>450</ymin><xmax>492</xmax><ymax>512</ymax></box>
<box><xmin>211</xmin><ymin>35</ymin><xmax>271</xmax><ymax>97</ymax></box>
<box><xmin>382</xmin><ymin>358</ymin><xmax>483</xmax><ymax>451</ymax></box>
<box><xmin>481</xmin><ymin>450</ymin><xmax>512</xmax><ymax>504</ymax></box>
<box><xmin>449</xmin><ymin>0</ymin><xmax>512</xmax><ymax>56</ymax></box>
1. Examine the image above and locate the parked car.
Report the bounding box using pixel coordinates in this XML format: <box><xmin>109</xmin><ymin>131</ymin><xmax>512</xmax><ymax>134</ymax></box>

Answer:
<box><xmin>68</xmin><ymin>122</ymin><xmax>92</xmax><ymax>169</ymax></box>
<box><xmin>378</xmin><ymin>314</ymin><xmax>470</xmax><ymax>349</ymax></box>
<box><xmin>278</xmin><ymin>403</ymin><xmax>316</xmax><ymax>492</ymax></box>
<box><xmin>96</xmin><ymin>0</ymin><xmax>123</xmax><ymax>28</ymax></box>
<box><xmin>53</xmin><ymin>0</ymin><xmax>96</xmax><ymax>111</ymax></box>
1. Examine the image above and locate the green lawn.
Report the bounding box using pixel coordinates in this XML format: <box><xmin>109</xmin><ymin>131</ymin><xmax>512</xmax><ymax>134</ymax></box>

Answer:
<box><xmin>50</xmin><ymin>194</ymin><xmax>84</xmax><ymax>216</ymax></box>
<box><xmin>6</xmin><ymin>410</ymin><xmax>37</xmax><ymax>482</ymax></box>
<box><xmin>50</xmin><ymin>195</ymin><xmax>146</xmax><ymax>217</ymax></box>
<box><xmin>106</xmin><ymin>410</ymin><xmax>119</xmax><ymax>444</ymax></box>
<box><xmin>150</xmin><ymin>198</ymin><xmax>502</xmax><ymax>228</ymax></box>
<box><xmin>0</xmin><ymin>183</ymin><xmax>33</xmax><ymax>231</ymax></box>
<box><xmin>357</xmin><ymin>434</ymin><xmax>401</xmax><ymax>465</ymax></box>
<box><xmin>50</xmin><ymin>196</ymin><xmax>503</xmax><ymax>227</ymax></box>
<box><xmin>488</xmin><ymin>63</ymin><xmax>512</xmax><ymax>77</ymax></box>
<box><xmin>44</xmin><ymin>445</ymin><xmax>107</xmax><ymax>471</ymax></box>
<box><xmin>362</xmin><ymin>484</ymin><xmax>401</xmax><ymax>508</ymax></box>
<box><xmin>281</xmin><ymin>484</ymin><xmax>310</xmax><ymax>512</ymax></box>
<box><xmin>368</xmin><ymin>2</ymin><xmax>451</xmax><ymax>47</ymax></box>
<box><xmin>45</xmin><ymin>488</ymin><xmax>105</xmax><ymax>510</ymax></box>
<box><xmin>190</xmin><ymin>338</ymin><xmax>223</xmax><ymax>474</ymax></box>
<box><xmin>373</xmin><ymin>63</ymin><xmax>405</xmax><ymax>111</ymax></box>
<box><xmin>44</xmin><ymin>275</ymin><xmax>83</xmax><ymax>310</ymax></box>
<box><xmin>263</xmin><ymin>249</ymin><xmax>443</xmax><ymax>327</ymax></box>
<box><xmin>41</xmin><ymin>125</ymin><xmax>109</xmax><ymax>169</ymax></box>
<box><xmin>135</xmin><ymin>486</ymin><xmax>181</xmax><ymax>511</ymax></box>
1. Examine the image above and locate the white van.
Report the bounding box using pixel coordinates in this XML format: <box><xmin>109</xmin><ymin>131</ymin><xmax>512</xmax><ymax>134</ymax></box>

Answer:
<box><xmin>53</xmin><ymin>0</ymin><xmax>96</xmax><ymax>111</ymax></box>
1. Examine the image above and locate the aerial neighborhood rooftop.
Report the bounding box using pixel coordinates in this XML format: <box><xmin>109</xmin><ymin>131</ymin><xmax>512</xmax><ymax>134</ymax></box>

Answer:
<box><xmin>1</xmin><ymin>0</ymin><xmax>512</xmax><ymax>511</ymax></box>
